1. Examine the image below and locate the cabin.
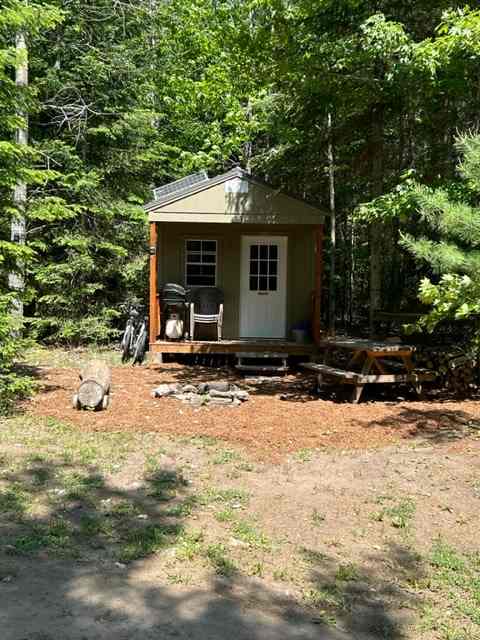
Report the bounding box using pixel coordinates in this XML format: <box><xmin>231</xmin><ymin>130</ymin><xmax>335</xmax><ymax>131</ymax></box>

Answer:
<box><xmin>145</xmin><ymin>168</ymin><xmax>326</xmax><ymax>360</ymax></box>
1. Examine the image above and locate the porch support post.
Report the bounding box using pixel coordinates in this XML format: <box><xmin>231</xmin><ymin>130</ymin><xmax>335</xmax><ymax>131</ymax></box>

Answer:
<box><xmin>149</xmin><ymin>221</ymin><xmax>159</xmax><ymax>344</ymax></box>
<box><xmin>313</xmin><ymin>224</ymin><xmax>324</xmax><ymax>345</ymax></box>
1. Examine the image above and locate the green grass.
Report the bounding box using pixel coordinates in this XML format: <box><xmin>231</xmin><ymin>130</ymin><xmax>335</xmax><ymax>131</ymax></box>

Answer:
<box><xmin>231</xmin><ymin>519</ymin><xmax>270</xmax><ymax>549</ymax></box>
<box><xmin>0</xmin><ymin>415</ymin><xmax>134</xmax><ymax>473</ymax></box>
<box><xmin>23</xmin><ymin>345</ymin><xmax>122</xmax><ymax>368</ymax></box>
<box><xmin>9</xmin><ymin>518</ymin><xmax>77</xmax><ymax>557</ymax></box>
<box><xmin>211</xmin><ymin>449</ymin><xmax>241</xmax><ymax>465</ymax></box>
<box><xmin>79</xmin><ymin>514</ymin><xmax>114</xmax><ymax>537</ymax></box>
<box><xmin>249</xmin><ymin>561</ymin><xmax>264</xmax><ymax>577</ymax></box>
<box><xmin>0</xmin><ymin>485</ymin><xmax>28</xmax><ymax>516</ymax></box>
<box><xmin>175</xmin><ymin>529</ymin><xmax>204</xmax><ymax>561</ymax></box>
<box><xmin>294</xmin><ymin>448</ymin><xmax>314</xmax><ymax>463</ymax></box>
<box><xmin>335</xmin><ymin>562</ymin><xmax>360</xmax><ymax>582</ymax></box>
<box><xmin>164</xmin><ymin>496</ymin><xmax>198</xmax><ymax>518</ymax></box>
<box><xmin>118</xmin><ymin>523</ymin><xmax>183</xmax><ymax>563</ymax></box>
<box><xmin>146</xmin><ymin>469</ymin><xmax>187</xmax><ymax>501</ymax></box>
<box><xmin>371</xmin><ymin>497</ymin><xmax>416</xmax><ymax>529</ymax></box>
<box><xmin>302</xmin><ymin>585</ymin><xmax>343</xmax><ymax>609</ymax></box>
<box><xmin>419</xmin><ymin>541</ymin><xmax>480</xmax><ymax>639</ymax></box>
<box><xmin>311</xmin><ymin>509</ymin><xmax>325</xmax><ymax>526</ymax></box>
<box><xmin>205</xmin><ymin>543</ymin><xmax>237</xmax><ymax>576</ymax></box>
<box><xmin>299</xmin><ymin>547</ymin><xmax>328</xmax><ymax>565</ymax></box>
<box><xmin>215</xmin><ymin>507</ymin><xmax>236</xmax><ymax>523</ymax></box>
<box><xmin>198</xmin><ymin>487</ymin><xmax>250</xmax><ymax>508</ymax></box>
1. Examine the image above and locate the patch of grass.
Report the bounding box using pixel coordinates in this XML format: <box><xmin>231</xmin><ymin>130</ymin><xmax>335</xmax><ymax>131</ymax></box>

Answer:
<box><xmin>212</xmin><ymin>449</ymin><xmax>241</xmax><ymax>465</ymax></box>
<box><xmin>249</xmin><ymin>561</ymin><xmax>264</xmax><ymax>577</ymax></box>
<box><xmin>294</xmin><ymin>448</ymin><xmax>314</xmax><ymax>463</ymax></box>
<box><xmin>215</xmin><ymin>508</ymin><xmax>235</xmax><ymax>523</ymax></box>
<box><xmin>9</xmin><ymin>518</ymin><xmax>76</xmax><ymax>557</ymax></box>
<box><xmin>198</xmin><ymin>487</ymin><xmax>250</xmax><ymax>508</ymax></box>
<box><xmin>165</xmin><ymin>495</ymin><xmax>198</xmax><ymax>518</ymax></box>
<box><xmin>419</xmin><ymin>541</ymin><xmax>480</xmax><ymax>639</ymax></box>
<box><xmin>0</xmin><ymin>485</ymin><xmax>28</xmax><ymax>516</ymax></box>
<box><xmin>205</xmin><ymin>543</ymin><xmax>237</xmax><ymax>577</ymax></box>
<box><xmin>299</xmin><ymin>547</ymin><xmax>328</xmax><ymax>565</ymax></box>
<box><xmin>175</xmin><ymin>529</ymin><xmax>204</xmax><ymax>561</ymax></box>
<box><xmin>302</xmin><ymin>585</ymin><xmax>343</xmax><ymax>609</ymax></box>
<box><xmin>335</xmin><ymin>562</ymin><xmax>360</xmax><ymax>582</ymax></box>
<box><xmin>311</xmin><ymin>509</ymin><xmax>325</xmax><ymax>526</ymax></box>
<box><xmin>61</xmin><ymin>471</ymin><xmax>104</xmax><ymax>503</ymax></box>
<box><xmin>0</xmin><ymin>416</ymin><xmax>134</xmax><ymax>473</ymax></box>
<box><xmin>186</xmin><ymin>435</ymin><xmax>219</xmax><ymax>448</ymax></box>
<box><xmin>23</xmin><ymin>345</ymin><xmax>122</xmax><ymax>368</ymax></box>
<box><xmin>118</xmin><ymin>523</ymin><xmax>183</xmax><ymax>563</ymax></box>
<box><xmin>236</xmin><ymin>462</ymin><xmax>255</xmax><ymax>473</ymax></box>
<box><xmin>79</xmin><ymin>514</ymin><xmax>113</xmax><ymax>538</ymax></box>
<box><xmin>273</xmin><ymin>568</ymin><xmax>290</xmax><ymax>582</ymax></box>
<box><xmin>146</xmin><ymin>469</ymin><xmax>187</xmax><ymax>501</ymax></box>
<box><xmin>167</xmin><ymin>572</ymin><xmax>191</xmax><ymax>585</ymax></box>
<box><xmin>231</xmin><ymin>519</ymin><xmax>270</xmax><ymax>549</ymax></box>
<box><xmin>371</xmin><ymin>497</ymin><xmax>416</xmax><ymax>529</ymax></box>
<box><xmin>108</xmin><ymin>500</ymin><xmax>139</xmax><ymax>518</ymax></box>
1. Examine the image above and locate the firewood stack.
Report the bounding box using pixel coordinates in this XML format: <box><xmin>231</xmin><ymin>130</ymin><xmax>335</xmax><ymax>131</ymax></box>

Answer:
<box><xmin>414</xmin><ymin>347</ymin><xmax>478</xmax><ymax>395</ymax></box>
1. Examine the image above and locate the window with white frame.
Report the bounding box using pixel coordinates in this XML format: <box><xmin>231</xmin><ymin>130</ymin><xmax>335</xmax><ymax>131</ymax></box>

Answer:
<box><xmin>185</xmin><ymin>239</ymin><xmax>217</xmax><ymax>287</ymax></box>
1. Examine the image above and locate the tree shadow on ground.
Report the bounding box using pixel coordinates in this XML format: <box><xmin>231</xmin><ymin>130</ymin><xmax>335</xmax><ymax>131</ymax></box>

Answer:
<box><xmin>361</xmin><ymin>406</ymin><xmax>479</xmax><ymax>443</ymax></box>
<box><xmin>0</xmin><ymin>456</ymin><xmax>425</xmax><ymax>640</ymax></box>
<box><xmin>301</xmin><ymin>541</ymin><xmax>425</xmax><ymax>639</ymax></box>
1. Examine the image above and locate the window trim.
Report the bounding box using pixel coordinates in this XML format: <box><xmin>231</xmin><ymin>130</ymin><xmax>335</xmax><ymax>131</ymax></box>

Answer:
<box><xmin>184</xmin><ymin>238</ymin><xmax>218</xmax><ymax>288</ymax></box>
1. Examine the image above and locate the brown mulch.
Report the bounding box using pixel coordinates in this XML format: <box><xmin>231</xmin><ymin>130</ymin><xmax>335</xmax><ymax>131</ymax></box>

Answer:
<box><xmin>25</xmin><ymin>364</ymin><xmax>480</xmax><ymax>461</ymax></box>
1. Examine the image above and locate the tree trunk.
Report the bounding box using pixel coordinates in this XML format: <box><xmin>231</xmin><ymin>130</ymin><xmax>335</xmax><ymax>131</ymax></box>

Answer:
<box><xmin>369</xmin><ymin>104</ymin><xmax>385</xmax><ymax>335</ymax></box>
<box><xmin>74</xmin><ymin>360</ymin><xmax>112</xmax><ymax>410</ymax></box>
<box><xmin>327</xmin><ymin>111</ymin><xmax>336</xmax><ymax>335</ymax></box>
<box><xmin>9</xmin><ymin>28</ymin><xmax>28</xmax><ymax>317</ymax></box>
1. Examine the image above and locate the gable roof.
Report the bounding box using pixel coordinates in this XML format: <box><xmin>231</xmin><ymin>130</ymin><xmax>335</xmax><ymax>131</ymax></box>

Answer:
<box><xmin>144</xmin><ymin>167</ymin><xmax>323</xmax><ymax>214</ymax></box>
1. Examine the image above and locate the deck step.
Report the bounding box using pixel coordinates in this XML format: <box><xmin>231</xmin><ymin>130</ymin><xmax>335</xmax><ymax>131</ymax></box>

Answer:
<box><xmin>235</xmin><ymin>351</ymin><xmax>286</xmax><ymax>359</ymax></box>
<box><xmin>235</xmin><ymin>351</ymin><xmax>288</xmax><ymax>374</ymax></box>
<box><xmin>236</xmin><ymin>364</ymin><xmax>289</xmax><ymax>373</ymax></box>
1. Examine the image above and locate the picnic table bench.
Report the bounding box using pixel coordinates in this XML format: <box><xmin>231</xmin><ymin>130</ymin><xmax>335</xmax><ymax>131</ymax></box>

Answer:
<box><xmin>300</xmin><ymin>337</ymin><xmax>436</xmax><ymax>403</ymax></box>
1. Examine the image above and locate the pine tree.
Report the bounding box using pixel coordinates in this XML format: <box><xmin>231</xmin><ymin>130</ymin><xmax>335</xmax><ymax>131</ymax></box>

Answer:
<box><xmin>401</xmin><ymin>134</ymin><xmax>480</xmax><ymax>332</ymax></box>
<box><xmin>0</xmin><ymin>1</ymin><xmax>62</xmax><ymax>409</ymax></box>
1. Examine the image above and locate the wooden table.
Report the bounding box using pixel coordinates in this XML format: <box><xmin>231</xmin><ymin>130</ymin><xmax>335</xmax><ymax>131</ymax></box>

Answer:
<box><xmin>301</xmin><ymin>337</ymin><xmax>435</xmax><ymax>403</ymax></box>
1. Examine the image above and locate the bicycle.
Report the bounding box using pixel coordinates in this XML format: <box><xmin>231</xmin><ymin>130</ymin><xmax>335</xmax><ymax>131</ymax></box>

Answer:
<box><xmin>121</xmin><ymin>305</ymin><xmax>148</xmax><ymax>365</ymax></box>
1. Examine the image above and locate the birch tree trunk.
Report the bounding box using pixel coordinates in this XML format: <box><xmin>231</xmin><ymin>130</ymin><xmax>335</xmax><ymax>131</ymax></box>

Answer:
<box><xmin>9</xmin><ymin>28</ymin><xmax>28</xmax><ymax>317</ymax></box>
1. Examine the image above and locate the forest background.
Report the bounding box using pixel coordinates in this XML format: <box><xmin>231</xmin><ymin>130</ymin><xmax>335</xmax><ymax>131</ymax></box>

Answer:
<box><xmin>2</xmin><ymin>0</ymin><xmax>480</xmax><ymax>405</ymax></box>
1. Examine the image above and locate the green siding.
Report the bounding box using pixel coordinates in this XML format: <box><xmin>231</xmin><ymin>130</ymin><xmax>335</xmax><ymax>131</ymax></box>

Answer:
<box><xmin>158</xmin><ymin>223</ymin><xmax>315</xmax><ymax>339</ymax></box>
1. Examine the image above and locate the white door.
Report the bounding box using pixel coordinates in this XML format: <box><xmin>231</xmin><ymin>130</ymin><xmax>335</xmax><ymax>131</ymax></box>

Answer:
<box><xmin>240</xmin><ymin>236</ymin><xmax>287</xmax><ymax>338</ymax></box>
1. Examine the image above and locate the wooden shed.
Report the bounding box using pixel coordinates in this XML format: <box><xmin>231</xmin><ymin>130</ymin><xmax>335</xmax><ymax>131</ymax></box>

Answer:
<box><xmin>145</xmin><ymin>168</ymin><xmax>326</xmax><ymax>359</ymax></box>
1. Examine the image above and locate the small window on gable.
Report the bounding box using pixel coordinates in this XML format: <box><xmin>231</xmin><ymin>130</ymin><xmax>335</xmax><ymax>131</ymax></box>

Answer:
<box><xmin>185</xmin><ymin>239</ymin><xmax>217</xmax><ymax>287</ymax></box>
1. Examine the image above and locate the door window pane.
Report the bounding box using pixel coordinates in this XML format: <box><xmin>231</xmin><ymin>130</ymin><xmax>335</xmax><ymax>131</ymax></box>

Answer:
<box><xmin>248</xmin><ymin>243</ymin><xmax>279</xmax><ymax>292</ymax></box>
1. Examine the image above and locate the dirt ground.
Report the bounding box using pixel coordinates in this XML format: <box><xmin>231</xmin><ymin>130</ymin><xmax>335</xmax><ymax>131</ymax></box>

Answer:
<box><xmin>28</xmin><ymin>362</ymin><xmax>480</xmax><ymax>460</ymax></box>
<box><xmin>1</xmin><ymin>358</ymin><xmax>479</xmax><ymax>639</ymax></box>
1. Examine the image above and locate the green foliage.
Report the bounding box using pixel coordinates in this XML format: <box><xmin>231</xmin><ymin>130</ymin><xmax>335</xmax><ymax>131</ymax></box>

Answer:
<box><xmin>0</xmin><ymin>2</ymin><xmax>61</xmax><ymax>408</ymax></box>
<box><xmin>2</xmin><ymin>0</ymin><xmax>480</xmax><ymax>348</ymax></box>
<box><xmin>401</xmin><ymin>134</ymin><xmax>480</xmax><ymax>333</ymax></box>
<box><xmin>0</xmin><ymin>295</ymin><xmax>34</xmax><ymax>414</ymax></box>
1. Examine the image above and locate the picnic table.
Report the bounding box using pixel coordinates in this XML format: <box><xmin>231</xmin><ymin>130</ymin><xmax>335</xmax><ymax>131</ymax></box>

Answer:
<box><xmin>300</xmin><ymin>337</ymin><xmax>435</xmax><ymax>403</ymax></box>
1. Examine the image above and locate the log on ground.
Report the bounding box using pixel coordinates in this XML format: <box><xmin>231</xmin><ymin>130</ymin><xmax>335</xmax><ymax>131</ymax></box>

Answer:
<box><xmin>74</xmin><ymin>360</ymin><xmax>112</xmax><ymax>410</ymax></box>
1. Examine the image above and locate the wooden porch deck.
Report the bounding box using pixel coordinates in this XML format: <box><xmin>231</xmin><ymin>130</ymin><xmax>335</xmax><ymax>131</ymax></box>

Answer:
<box><xmin>150</xmin><ymin>339</ymin><xmax>317</xmax><ymax>356</ymax></box>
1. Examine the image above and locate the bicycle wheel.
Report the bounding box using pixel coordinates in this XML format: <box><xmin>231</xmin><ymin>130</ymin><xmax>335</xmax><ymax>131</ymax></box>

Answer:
<box><xmin>132</xmin><ymin>327</ymin><xmax>147</xmax><ymax>365</ymax></box>
<box><xmin>121</xmin><ymin>325</ymin><xmax>133</xmax><ymax>362</ymax></box>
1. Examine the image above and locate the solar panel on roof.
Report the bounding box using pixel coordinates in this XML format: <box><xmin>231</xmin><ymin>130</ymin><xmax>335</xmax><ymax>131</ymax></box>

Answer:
<box><xmin>153</xmin><ymin>170</ymin><xmax>209</xmax><ymax>201</ymax></box>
